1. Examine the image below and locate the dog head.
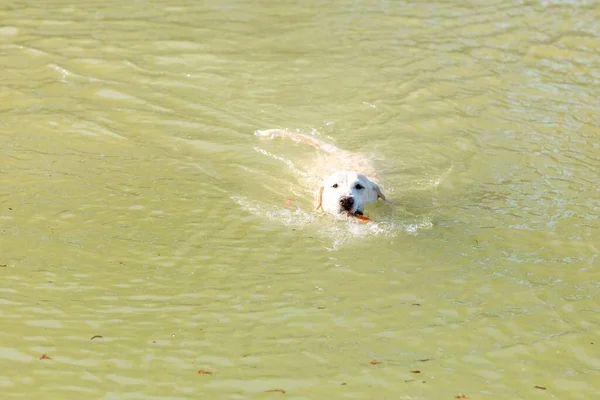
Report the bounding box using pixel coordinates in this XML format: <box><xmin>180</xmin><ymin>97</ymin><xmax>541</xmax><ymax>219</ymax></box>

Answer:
<box><xmin>315</xmin><ymin>171</ymin><xmax>386</xmax><ymax>218</ymax></box>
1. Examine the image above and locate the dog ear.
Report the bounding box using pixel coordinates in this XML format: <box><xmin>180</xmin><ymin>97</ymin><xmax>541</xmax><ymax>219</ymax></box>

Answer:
<box><xmin>373</xmin><ymin>182</ymin><xmax>387</xmax><ymax>201</ymax></box>
<box><xmin>315</xmin><ymin>186</ymin><xmax>324</xmax><ymax>210</ymax></box>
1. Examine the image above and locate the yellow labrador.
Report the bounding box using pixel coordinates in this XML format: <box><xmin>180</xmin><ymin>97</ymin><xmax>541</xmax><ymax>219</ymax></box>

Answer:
<box><xmin>255</xmin><ymin>129</ymin><xmax>388</xmax><ymax>219</ymax></box>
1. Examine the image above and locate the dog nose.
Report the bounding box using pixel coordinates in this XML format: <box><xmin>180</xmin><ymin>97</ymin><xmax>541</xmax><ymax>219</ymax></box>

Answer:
<box><xmin>339</xmin><ymin>196</ymin><xmax>354</xmax><ymax>211</ymax></box>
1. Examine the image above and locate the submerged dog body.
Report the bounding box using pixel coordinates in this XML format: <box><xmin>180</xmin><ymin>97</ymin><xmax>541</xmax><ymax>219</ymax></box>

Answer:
<box><xmin>255</xmin><ymin>129</ymin><xmax>388</xmax><ymax>219</ymax></box>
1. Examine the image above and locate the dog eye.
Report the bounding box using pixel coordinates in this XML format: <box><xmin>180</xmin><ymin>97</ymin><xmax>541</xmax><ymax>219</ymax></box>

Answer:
<box><xmin>332</xmin><ymin>183</ymin><xmax>338</xmax><ymax>188</ymax></box>
<box><xmin>355</xmin><ymin>184</ymin><xmax>364</xmax><ymax>190</ymax></box>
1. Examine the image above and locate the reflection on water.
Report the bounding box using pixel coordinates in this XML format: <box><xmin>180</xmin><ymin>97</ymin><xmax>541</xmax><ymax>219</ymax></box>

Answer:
<box><xmin>1</xmin><ymin>0</ymin><xmax>599</xmax><ymax>399</ymax></box>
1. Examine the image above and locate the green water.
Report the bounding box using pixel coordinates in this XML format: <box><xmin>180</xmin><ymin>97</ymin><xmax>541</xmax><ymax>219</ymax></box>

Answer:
<box><xmin>1</xmin><ymin>1</ymin><xmax>599</xmax><ymax>399</ymax></box>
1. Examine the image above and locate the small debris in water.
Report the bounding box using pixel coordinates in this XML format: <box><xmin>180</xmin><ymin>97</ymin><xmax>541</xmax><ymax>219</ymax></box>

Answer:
<box><xmin>369</xmin><ymin>360</ymin><xmax>381</xmax><ymax>365</ymax></box>
<box><xmin>410</xmin><ymin>370</ymin><xmax>421</xmax><ymax>374</ymax></box>
<box><xmin>39</xmin><ymin>353</ymin><xmax>51</xmax><ymax>360</ymax></box>
<box><xmin>90</xmin><ymin>335</ymin><xmax>103</xmax><ymax>340</ymax></box>
<box><xmin>412</xmin><ymin>303</ymin><xmax>421</xmax><ymax>306</ymax></box>
<box><xmin>534</xmin><ymin>385</ymin><xmax>546</xmax><ymax>390</ymax></box>
<box><xmin>415</xmin><ymin>358</ymin><xmax>432</xmax><ymax>362</ymax></box>
<box><xmin>265</xmin><ymin>389</ymin><xmax>286</xmax><ymax>394</ymax></box>
<box><xmin>455</xmin><ymin>394</ymin><xmax>468</xmax><ymax>399</ymax></box>
<box><xmin>317</xmin><ymin>306</ymin><xmax>326</xmax><ymax>309</ymax></box>
<box><xmin>197</xmin><ymin>369</ymin><xmax>212</xmax><ymax>375</ymax></box>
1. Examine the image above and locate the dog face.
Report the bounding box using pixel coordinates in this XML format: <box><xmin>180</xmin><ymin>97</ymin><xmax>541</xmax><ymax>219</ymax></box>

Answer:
<box><xmin>316</xmin><ymin>171</ymin><xmax>386</xmax><ymax>217</ymax></box>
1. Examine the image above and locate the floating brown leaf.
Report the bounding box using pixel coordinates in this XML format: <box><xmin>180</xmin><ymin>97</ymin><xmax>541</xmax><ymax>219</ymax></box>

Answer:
<box><xmin>265</xmin><ymin>389</ymin><xmax>286</xmax><ymax>394</ymax></box>
<box><xmin>40</xmin><ymin>353</ymin><xmax>51</xmax><ymax>360</ymax></box>
<box><xmin>197</xmin><ymin>369</ymin><xmax>213</xmax><ymax>375</ymax></box>
<box><xmin>369</xmin><ymin>360</ymin><xmax>382</xmax><ymax>365</ymax></box>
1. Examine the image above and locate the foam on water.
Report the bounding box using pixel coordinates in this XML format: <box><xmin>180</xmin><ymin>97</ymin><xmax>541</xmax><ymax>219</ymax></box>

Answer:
<box><xmin>231</xmin><ymin>195</ymin><xmax>316</xmax><ymax>228</ymax></box>
<box><xmin>232</xmin><ymin>194</ymin><xmax>434</xmax><ymax>250</ymax></box>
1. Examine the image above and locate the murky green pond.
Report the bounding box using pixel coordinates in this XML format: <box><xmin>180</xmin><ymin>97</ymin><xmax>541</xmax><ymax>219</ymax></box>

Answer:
<box><xmin>1</xmin><ymin>0</ymin><xmax>599</xmax><ymax>399</ymax></box>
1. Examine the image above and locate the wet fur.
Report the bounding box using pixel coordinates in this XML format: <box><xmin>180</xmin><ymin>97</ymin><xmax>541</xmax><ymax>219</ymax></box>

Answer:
<box><xmin>255</xmin><ymin>129</ymin><xmax>388</xmax><ymax>219</ymax></box>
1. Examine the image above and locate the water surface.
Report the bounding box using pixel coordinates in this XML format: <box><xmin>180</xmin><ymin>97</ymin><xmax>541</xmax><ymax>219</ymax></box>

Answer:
<box><xmin>1</xmin><ymin>0</ymin><xmax>599</xmax><ymax>399</ymax></box>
